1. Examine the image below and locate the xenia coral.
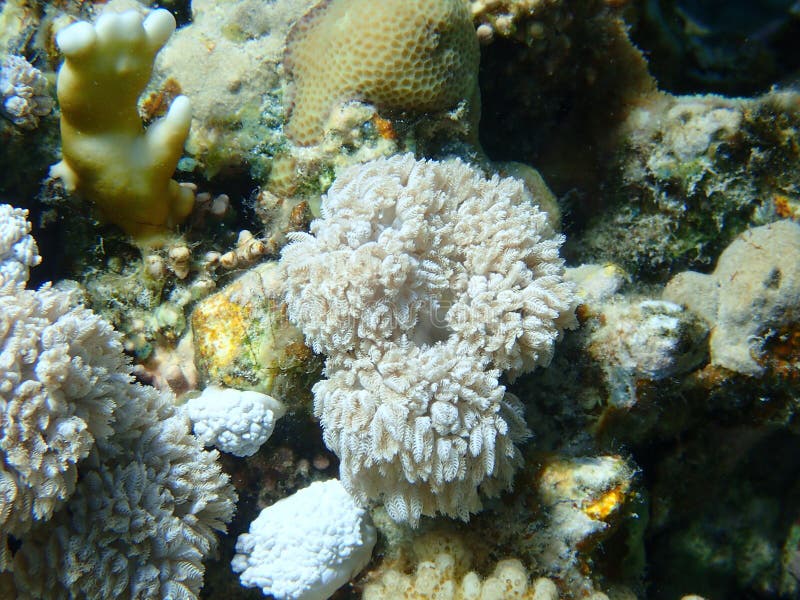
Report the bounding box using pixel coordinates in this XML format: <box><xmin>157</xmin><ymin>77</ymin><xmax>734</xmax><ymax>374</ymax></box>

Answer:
<box><xmin>11</xmin><ymin>382</ymin><xmax>236</xmax><ymax>600</ymax></box>
<box><xmin>0</xmin><ymin>55</ymin><xmax>53</xmax><ymax>129</ymax></box>
<box><xmin>0</xmin><ymin>205</ymin><xmax>236</xmax><ymax>599</ymax></box>
<box><xmin>281</xmin><ymin>154</ymin><xmax>576</xmax><ymax>525</ymax></box>
<box><xmin>50</xmin><ymin>9</ymin><xmax>194</xmax><ymax>243</ymax></box>
<box><xmin>232</xmin><ymin>479</ymin><xmax>377</xmax><ymax>600</ymax></box>
<box><xmin>185</xmin><ymin>385</ymin><xmax>286</xmax><ymax>457</ymax></box>
<box><xmin>664</xmin><ymin>220</ymin><xmax>800</xmax><ymax>376</ymax></box>
<box><xmin>0</xmin><ymin>280</ymin><xmax>121</xmax><ymax>556</ymax></box>
<box><xmin>283</xmin><ymin>0</ymin><xmax>480</xmax><ymax>145</ymax></box>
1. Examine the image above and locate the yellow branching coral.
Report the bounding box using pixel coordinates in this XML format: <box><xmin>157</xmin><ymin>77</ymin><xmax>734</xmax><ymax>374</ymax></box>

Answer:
<box><xmin>283</xmin><ymin>0</ymin><xmax>480</xmax><ymax>145</ymax></box>
<box><xmin>51</xmin><ymin>9</ymin><xmax>194</xmax><ymax>244</ymax></box>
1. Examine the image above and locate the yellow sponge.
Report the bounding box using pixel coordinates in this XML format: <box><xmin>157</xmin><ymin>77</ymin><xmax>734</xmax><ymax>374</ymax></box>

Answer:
<box><xmin>284</xmin><ymin>0</ymin><xmax>480</xmax><ymax>145</ymax></box>
<box><xmin>51</xmin><ymin>9</ymin><xmax>194</xmax><ymax>244</ymax></box>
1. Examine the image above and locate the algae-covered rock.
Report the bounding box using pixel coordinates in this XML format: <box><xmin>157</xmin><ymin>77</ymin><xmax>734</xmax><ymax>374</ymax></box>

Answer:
<box><xmin>152</xmin><ymin>0</ymin><xmax>315</xmax><ymax>179</ymax></box>
<box><xmin>581</xmin><ymin>92</ymin><xmax>800</xmax><ymax>280</ymax></box>
<box><xmin>191</xmin><ymin>261</ymin><xmax>321</xmax><ymax>407</ymax></box>
<box><xmin>587</xmin><ymin>298</ymin><xmax>708</xmax><ymax>408</ymax></box>
<box><xmin>665</xmin><ymin>220</ymin><xmax>800</xmax><ymax>376</ymax></box>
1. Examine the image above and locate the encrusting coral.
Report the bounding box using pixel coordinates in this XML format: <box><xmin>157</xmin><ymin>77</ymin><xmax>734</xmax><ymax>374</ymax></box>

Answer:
<box><xmin>281</xmin><ymin>154</ymin><xmax>576</xmax><ymax>525</ymax></box>
<box><xmin>50</xmin><ymin>9</ymin><xmax>194</xmax><ymax>243</ymax></box>
<box><xmin>283</xmin><ymin>0</ymin><xmax>480</xmax><ymax>145</ymax></box>
<box><xmin>0</xmin><ymin>205</ymin><xmax>236</xmax><ymax>599</ymax></box>
<box><xmin>586</xmin><ymin>298</ymin><xmax>708</xmax><ymax>408</ymax></box>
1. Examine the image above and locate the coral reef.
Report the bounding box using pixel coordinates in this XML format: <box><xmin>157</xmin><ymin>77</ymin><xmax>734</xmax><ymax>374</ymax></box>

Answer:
<box><xmin>664</xmin><ymin>220</ymin><xmax>800</xmax><ymax>376</ymax></box>
<box><xmin>281</xmin><ymin>154</ymin><xmax>575</xmax><ymax>526</ymax></box>
<box><xmin>185</xmin><ymin>386</ymin><xmax>286</xmax><ymax>457</ymax></box>
<box><xmin>50</xmin><ymin>9</ymin><xmax>194</xmax><ymax>243</ymax></box>
<box><xmin>232</xmin><ymin>479</ymin><xmax>376</xmax><ymax>600</ymax></box>
<box><xmin>284</xmin><ymin>0</ymin><xmax>479</xmax><ymax>146</ymax></box>
<box><xmin>1</xmin><ymin>0</ymin><xmax>798</xmax><ymax>598</ymax></box>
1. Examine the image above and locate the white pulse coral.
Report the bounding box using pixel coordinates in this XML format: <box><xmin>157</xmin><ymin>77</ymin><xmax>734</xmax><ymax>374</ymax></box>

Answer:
<box><xmin>280</xmin><ymin>154</ymin><xmax>577</xmax><ymax>525</ymax></box>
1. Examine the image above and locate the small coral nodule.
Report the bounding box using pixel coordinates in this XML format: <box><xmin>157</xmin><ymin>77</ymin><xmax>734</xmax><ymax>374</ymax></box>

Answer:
<box><xmin>0</xmin><ymin>55</ymin><xmax>54</xmax><ymax>130</ymax></box>
<box><xmin>50</xmin><ymin>9</ymin><xmax>194</xmax><ymax>244</ymax></box>
<box><xmin>281</xmin><ymin>154</ymin><xmax>576</xmax><ymax>526</ymax></box>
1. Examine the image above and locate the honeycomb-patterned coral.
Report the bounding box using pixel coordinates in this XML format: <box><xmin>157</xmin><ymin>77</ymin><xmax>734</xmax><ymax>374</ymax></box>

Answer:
<box><xmin>284</xmin><ymin>0</ymin><xmax>480</xmax><ymax>145</ymax></box>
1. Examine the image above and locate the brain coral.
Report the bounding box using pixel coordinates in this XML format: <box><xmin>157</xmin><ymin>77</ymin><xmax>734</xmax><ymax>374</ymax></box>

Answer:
<box><xmin>283</xmin><ymin>0</ymin><xmax>480</xmax><ymax>145</ymax></box>
<box><xmin>281</xmin><ymin>154</ymin><xmax>576</xmax><ymax>525</ymax></box>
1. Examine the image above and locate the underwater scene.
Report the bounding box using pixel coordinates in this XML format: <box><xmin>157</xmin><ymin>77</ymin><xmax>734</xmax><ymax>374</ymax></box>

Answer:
<box><xmin>1</xmin><ymin>0</ymin><xmax>799</xmax><ymax>598</ymax></box>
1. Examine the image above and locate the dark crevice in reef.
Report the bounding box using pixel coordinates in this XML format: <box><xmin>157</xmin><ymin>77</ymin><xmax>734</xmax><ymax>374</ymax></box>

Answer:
<box><xmin>628</xmin><ymin>0</ymin><xmax>800</xmax><ymax>96</ymax></box>
<box><xmin>637</xmin><ymin>428</ymin><xmax>800</xmax><ymax>600</ymax></box>
<box><xmin>476</xmin><ymin>5</ymin><xmax>656</xmax><ymax>238</ymax></box>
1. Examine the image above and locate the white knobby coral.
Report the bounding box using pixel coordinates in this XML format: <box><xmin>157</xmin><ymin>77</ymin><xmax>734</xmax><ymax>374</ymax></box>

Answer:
<box><xmin>232</xmin><ymin>479</ymin><xmax>377</xmax><ymax>600</ymax></box>
<box><xmin>185</xmin><ymin>385</ymin><xmax>286</xmax><ymax>457</ymax></box>
<box><xmin>0</xmin><ymin>56</ymin><xmax>54</xmax><ymax>129</ymax></box>
<box><xmin>281</xmin><ymin>154</ymin><xmax>576</xmax><ymax>525</ymax></box>
<box><xmin>0</xmin><ymin>204</ymin><xmax>41</xmax><ymax>285</ymax></box>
